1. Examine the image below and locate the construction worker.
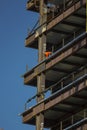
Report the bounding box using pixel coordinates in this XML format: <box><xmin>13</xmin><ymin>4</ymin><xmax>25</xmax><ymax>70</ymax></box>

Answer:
<box><xmin>44</xmin><ymin>51</ymin><xmax>52</xmax><ymax>58</ymax></box>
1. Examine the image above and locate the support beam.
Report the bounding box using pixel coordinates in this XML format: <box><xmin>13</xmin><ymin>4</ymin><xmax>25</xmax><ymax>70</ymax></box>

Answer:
<box><xmin>51</xmin><ymin>29</ymin><xmax>71</xmax><ymax>35</ymax></box>
<box><xmin>36</xmin><ymin>0</ymin><xmax>47</xmax><ymax>130</ymax></box>
<box><xmin>73</xmin><ymin>95</ymin><xmax>87</xmax><ymax>100</ymax></box>
<box><xmin>36</xmin><ymin>113</ymin><xmax>44</xmax><ymax>130</ymax></box>
<box><xmin>51</xmin><ymin>107</ymin><xmax>71</xmax><ymax>113</ymax></box>
<box><xmin>62</xmin><ymin>60</ymin><xmax>85</xmax><ymax>66</ymax></box>
<box><xmin>62</xmin><ymin>21</ymin><xmax>85</xmax><ymax>28</ymax></box>
<box><xmin>52</xmin><ymin>68</ymin><xmax>70</xmax><ymax>74</ymax></box>
<box><xmin>74</xmin><ymin>53</ymin><xmax>87</xmax><ymax>59</ymax></box>
<box><xmin>62</xmin><ymin>101</ymin><xmax>83</xmax><ymax>107</ymax></box>
<box><xmin>73</xmin><ymin>13</ymin><xmax>86</xmax><ymax>19</ymax></box>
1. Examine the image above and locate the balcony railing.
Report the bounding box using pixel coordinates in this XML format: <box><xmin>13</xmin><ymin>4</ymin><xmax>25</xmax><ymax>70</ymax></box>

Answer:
<box><xmin>24</xmin><ymin>64</ymin><xmax>87</xmax><ymax>110</ymax></box>
<box><xmin>27</xmin><ymin>0</ymin><xmax>81</xmax><ymax>37</ymax></box>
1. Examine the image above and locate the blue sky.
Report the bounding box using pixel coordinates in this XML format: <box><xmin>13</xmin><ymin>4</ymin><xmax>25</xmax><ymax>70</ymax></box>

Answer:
<box><xmin>0</xmin><ymin>1</ymin><xmax>39</xmax><ymax>130</ymax></box>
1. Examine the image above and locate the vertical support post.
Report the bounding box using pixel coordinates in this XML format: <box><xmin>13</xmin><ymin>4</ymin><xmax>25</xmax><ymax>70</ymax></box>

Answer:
<box><xmin>38</xmin><ymin>34</ymin><xmax>46</xmax><ymax>62</ymax></box>
<box><xmin>37</xmin><ymin>73</ymin><xmax>45</xmax><ymax>102</ymax></box>
<box><xmin>73</xmin><ymin>31</ymin><xmax>76</xmax><ymax>39</ymax></box>
<box><xmin>71</xmin><ymin>116</ymin><xmax>74</xmax><ymax>125</ymax></box>
<box><xmin>52</xmin><ymin>45</ymin><xmax>54</xmax><ymax>53</ymax></box>
<box><xmin>63</xmin><ymin>0</ymin><xmax>66</xmax><ymax>10</ymax></box>
<box><xmin>60</xmin><ymin>121</ymin><xmax>62</xmax><ymax>130</ymax></box>
<box><xmin>62</xmin><ymin>38</ymin><xmax>65</xmax><ymax>47</ymax></box>
<box><xmin>61</xmin><ymin>81</ymin><xmax>63</xmax><ymax>89</ymax></box>
<box><xmin>36</xmin><ymin>113</ymin><xmax>44</xmax><ymax>130</ymax></box>
<box><xmin>36</xmin><ymin>0</ymin><xmax>47</xmax><ymax>130</ymax></box>
<box><xmin>84</xmin><ymin>109</ymin><xmax>86</xmax><ymax>118</ymax></box>
<box><xmin>38</xmin><ymin>0</ymin><xmax>47</xmax><ymax>62</ymax></box>
<box><xmin>36</xmin><ymin>73</ymin><xmax>45</xmax><ymax>130</ymax></box>
<box><xmin>84</xmin><ymin>67</ymin><xmax>86</xmax><ymax>75</ymax></box>
<box><xmin>72</xmin><ymin>73</ymin><xmax>74</xmax><ymax>81</ymax></box>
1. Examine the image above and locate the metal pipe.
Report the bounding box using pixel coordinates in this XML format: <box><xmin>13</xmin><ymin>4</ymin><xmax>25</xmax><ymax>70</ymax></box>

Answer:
<box><xmin>64</xmin><ymin>118</ymin><xmax>87</xmax><ymax>130</ymax></box>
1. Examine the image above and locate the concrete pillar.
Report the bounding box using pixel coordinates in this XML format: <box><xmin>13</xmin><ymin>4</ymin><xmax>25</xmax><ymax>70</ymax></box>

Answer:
<box><xmin>36</xmin><ymin>0</ymin><xmax>47</xmax><ymax>130</ymax></box>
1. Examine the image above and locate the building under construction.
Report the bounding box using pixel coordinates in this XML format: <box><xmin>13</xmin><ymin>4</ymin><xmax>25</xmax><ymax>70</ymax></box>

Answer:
<box><xmin>21</xmin><ymin>0</ymin><xmax>87</xmax><ymax>130</ymax></box>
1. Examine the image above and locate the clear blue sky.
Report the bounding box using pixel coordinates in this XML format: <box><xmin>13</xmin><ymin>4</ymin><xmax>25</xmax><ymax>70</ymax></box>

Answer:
<box><xmin>0</xmin><ymin>1</ymin><xmax>39</xmax><ymax>130</ymax></box>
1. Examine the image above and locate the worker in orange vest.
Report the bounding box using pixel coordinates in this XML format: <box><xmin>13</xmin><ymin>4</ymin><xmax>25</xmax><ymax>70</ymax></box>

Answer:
<box><xmin>44</xmin><ymin>51</ymin><xmax>52</xmax><ymax>58</ymax></box>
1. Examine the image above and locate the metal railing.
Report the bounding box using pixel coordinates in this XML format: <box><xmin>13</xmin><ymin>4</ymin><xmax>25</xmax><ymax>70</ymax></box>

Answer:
<box><xmin>53</xmin><ymin>109</ymin><xmax>87</xmax><ymax>130</ymax></box>
<box><xmin>64</xmin><ymin>118</ymin><xmax>87</xmax><ymax>130</ymax></box>
<box><xmin>27</xmin><ymin>0</ymin><xmax>81</xmax><ymax>37</ymax></box>
<box><xmin>25</xmin><ymin>64</ymin><xmax>87</xmax><ymax>110</ymax></box>
<box><xmin>24</xmin><ymin>32</ymin><xmax>87</xmax><ymax>109</ymax></box>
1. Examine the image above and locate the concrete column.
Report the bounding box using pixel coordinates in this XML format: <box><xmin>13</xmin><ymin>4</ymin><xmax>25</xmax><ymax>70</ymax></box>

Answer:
<box><xmin>36</xmin><ymin>0</ymin><xmax>47</xmax><ymax>130</ymax></box>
